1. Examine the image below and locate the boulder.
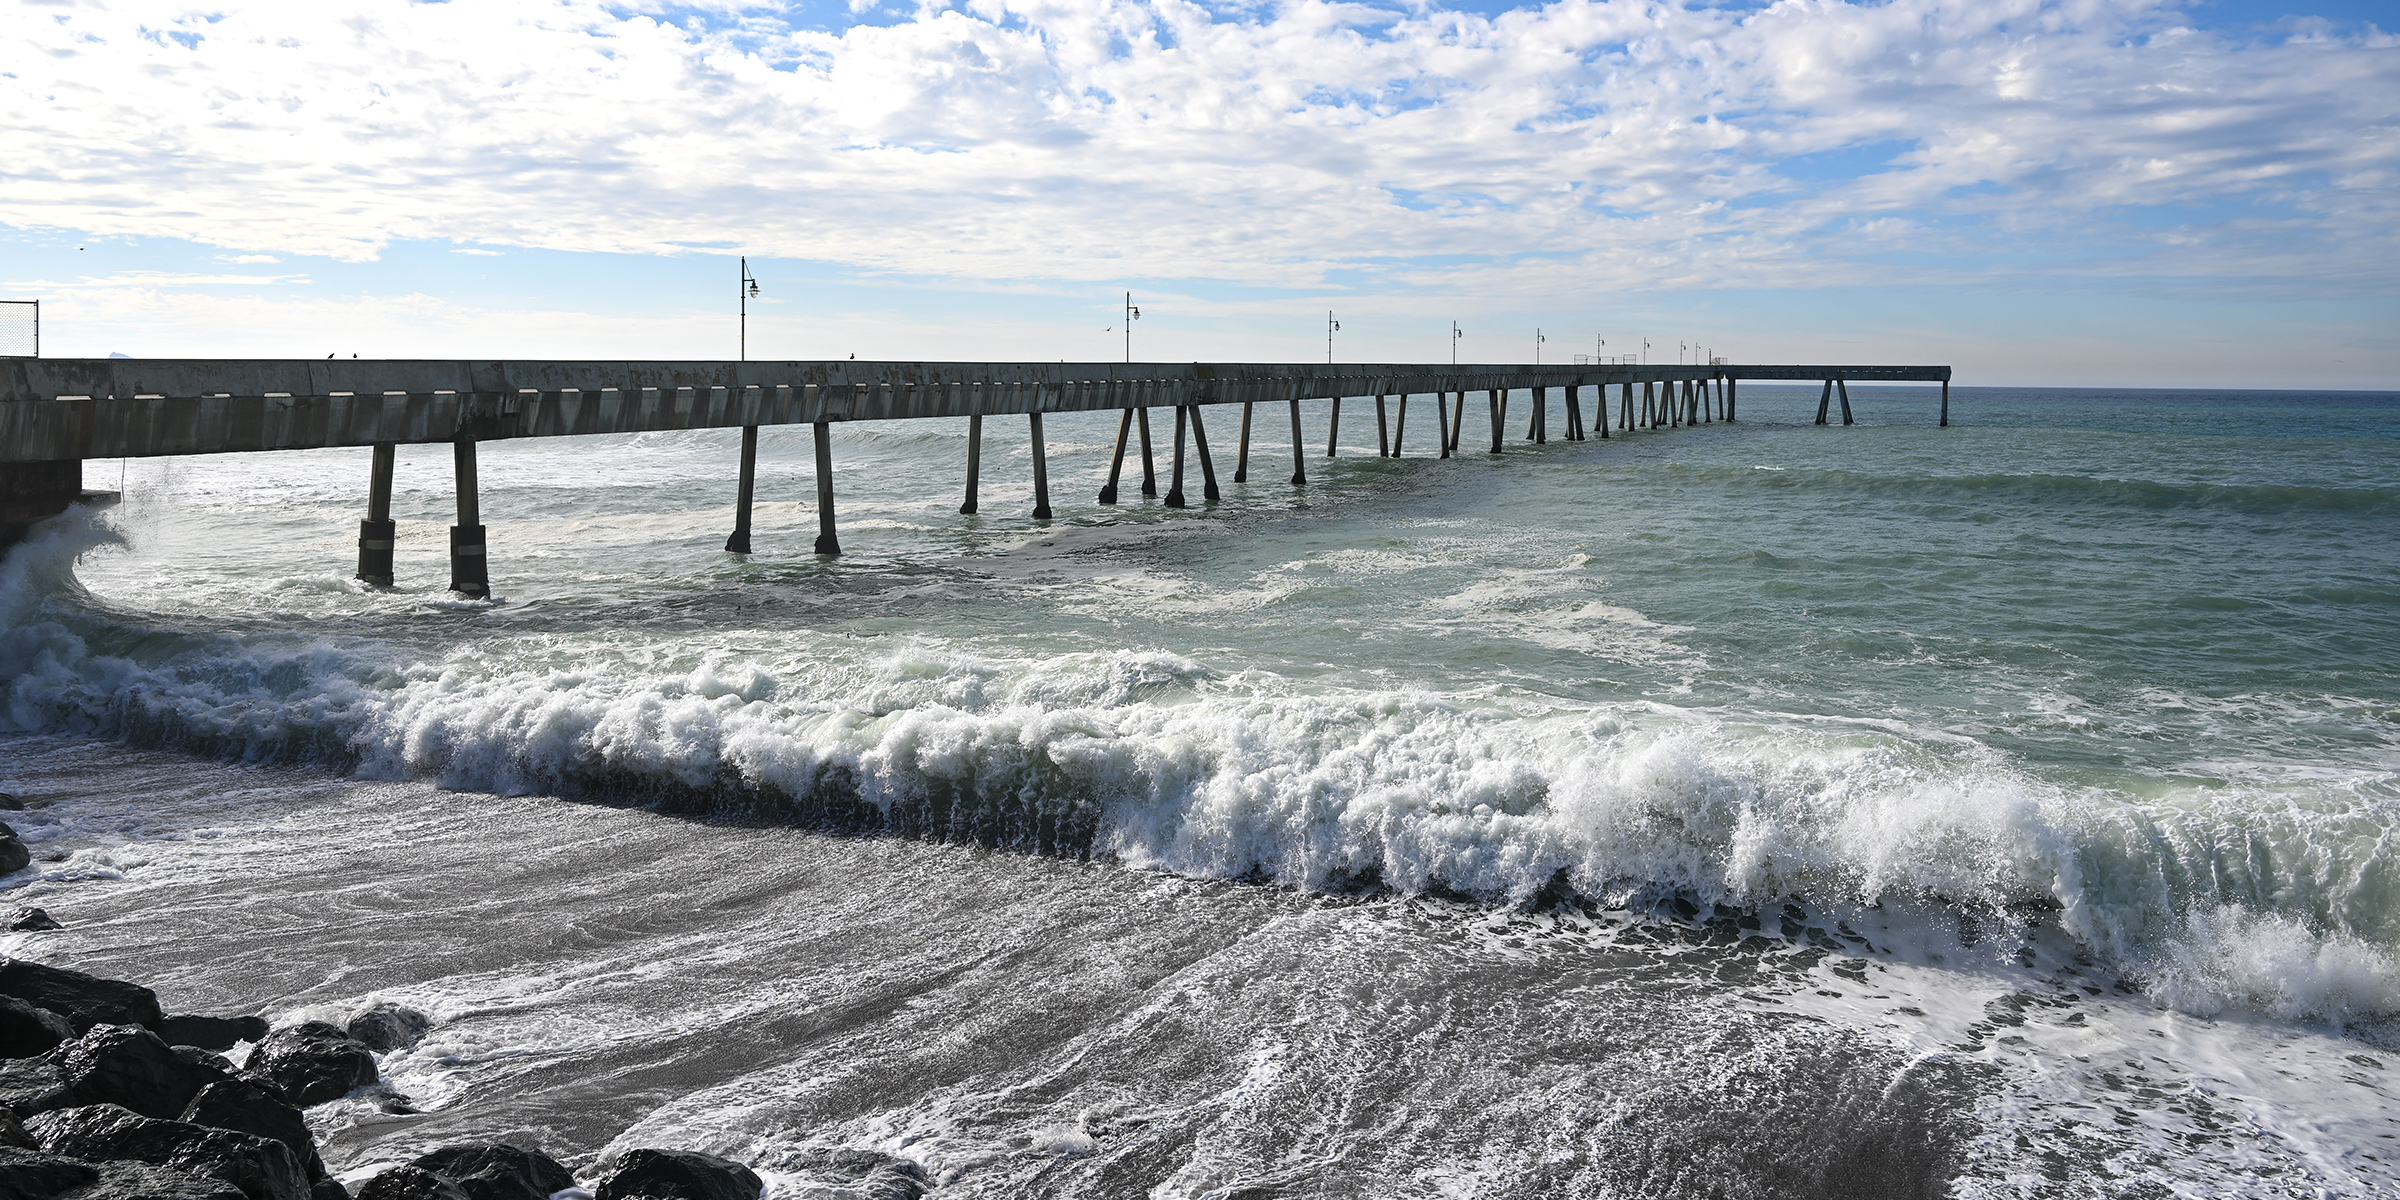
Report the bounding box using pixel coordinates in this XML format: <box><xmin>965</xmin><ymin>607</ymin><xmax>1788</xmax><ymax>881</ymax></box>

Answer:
<box><xmin>6</xmin><ymin>908</ymin><xmax>60</xmax><ymax>933</ymax></box>
<box><xmin>0</xmin><ymin>1053</ymin><xmax>69</xmax><ymax>1118</ymax></box>
<box><xmin>1</xmin><ymin>1108</ymin><xmax>32</xmax><ymax>1149</ymax></box>
<box><xmin>155</xmin><ymin>1018</ymin><xmax>270</xmax><ymax>1054</ymax></box>
<box><xmin>59</xmin><ymin>1026</ymin><xmax>234</xmax><ymax>1121</ymax></box>
<box><xmin>0</xmin><ymin>962</ymin><xmax>164</xmax><ymax>1033</ymax></box>
<box><xmin>240</xmin><ymin>1025</ymin><xmax>375</xmax><ymax>1108</ymax></box>
<box><xmin>341</xmin><ymin>1006</ymin><xmax>430</xmax><ymax>1055</ymax></box>
<box><xmin>67</xmin><ymin>1160</ymin><xmax>249</xmax><ymax>1200</ymax></box>
<box><xmin>180</xmin><ymin>1079</ymin><xmax>322</xmax><ymax>1179</ymax></box>
<box><xmin>1</xmin><ymin>994</ymin><xmax>75</xmax><ymax>1059</ymax></box>
<box><xmin>353</xmin><ymin>1168</ymin><xmax>467</xmax><ymax>1200</ymax></box>
<box><xmin>592</xmin><ymin>1149</ymin><xmax>762</xmax><ymax>1200</ymax></box>
<box><xmin>0</xmin><ymin>1145</ymin><xmax>100</xmax><ymax>1200</ymax></box>
<box><xmin>25</xmin><ymin>1103</ymin><xmax>307</xmax><ymax>1200</ymax></box>
<box><xmin>403</xmin><ymin>1144</ymin><xmax>574</xmax><ymax>1200</ymax></box>
<box><xmin>0</xmin><ymin>822</ymin><xmax>28</xmax><ymax>875</ymax></box>
<box><xmin>308</xmin><ymin>1181</ymin><xmax>351</xmax><ymax>1200</ymax></box>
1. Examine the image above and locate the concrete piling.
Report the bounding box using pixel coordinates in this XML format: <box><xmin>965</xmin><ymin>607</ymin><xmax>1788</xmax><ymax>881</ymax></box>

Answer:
<box><xmin>1099</xmin><ymin>409</ymin><xmax>1135</xmax><ymax>504</ymax></box>
<box><xmin>812</xmin><ymin>421</ymin><xmax>840</xmax><ymax>555</ymax></box>
<box><xmin>1376</xmin><ymin>395</ymin><xmax>1390</xmax><ymax>457</ymax></box>
<box><xmin>728</xmin><ymin>425</ymin><xmax>760</xmax><ymax>547</ymax></box>
<box><xmin>1489</xmin><ymin>389</ymin><xmax>1505</xmax><ymax>454</ymax></box>
<box><xmin>958</xmin><ymin>416</ymin><xmax>981</xmax><ymax>515</ymax></box>
<box><xmin>357</xmin><ymin>442</ymin><xmax>397</xmax><ymax>585</ymax></box>
<box><xmin>1940</xmin><ymin>379</ymin><xmax>1949</xmax><ymax>428</ymax></box>
<box><xmin>1394</xmin><ymin>395</ymin><xmax>1409</xmax><ymax>456</ymax></box>
<box><xmin>1029</xmin><ymin>412</ymin><xmax>1054</xmax><ymax>518</ymax></box>
<box><xmin>1235</xmin><ymin>401</ymin><xmax>1254</xmax><ymax>483</ymax></box>
<box><xmin>1167</xmin><ymin>405</ymin><xmax>1191</xmax><ymax>508</ymax></box>
<box><xmin>1436</xmin><ymin>391</ymin><xmax>1453</xmax><ymax>459</ymax></box>
<box><xmin>1816</xmin><ymin>380</ymin><xmax>1833</xmax><ymax>425</ymax></box>
<box><xmin>1288</xmin><ymin>397</ymin><xmax>1307</xmax><ymax>486</ymax></box>
<box><xmin>449</xmin><ymin>439</ymin><xmax>489</xmax><ymax>598</ymax></box>
<box><xmin>1137</xmin><ymin>408</ymin><xmax>1158</xmax><ymax>497</ymax></box>
<box><xmin>1191</xmin><ymin>404</ymin><xmax>1221</xmax><ymax>502</ymax></box>
<box><xmin>1327</xmin><ymin>396</ymin><xmax>1341</xmax><ymax>457</ymax></box>
<box><xmin>1837</xmin><ymin>379</ymin><xmax>1854</xmax><ymax>426</ymax></box>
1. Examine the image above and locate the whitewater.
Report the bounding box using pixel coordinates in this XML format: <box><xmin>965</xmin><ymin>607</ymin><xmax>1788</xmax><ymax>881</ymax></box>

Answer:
<box><xmin>3</xmin><ymin>384</ymin><xmax>2396</xmax><ymax>1196</ymax></box>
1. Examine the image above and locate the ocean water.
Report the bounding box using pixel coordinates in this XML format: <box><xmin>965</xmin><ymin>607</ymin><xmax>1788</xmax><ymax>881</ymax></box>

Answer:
<box><xmin>3</xmin><ymin>384</ymin><xmax>2397</xmax><ymax>1197</ymax></box>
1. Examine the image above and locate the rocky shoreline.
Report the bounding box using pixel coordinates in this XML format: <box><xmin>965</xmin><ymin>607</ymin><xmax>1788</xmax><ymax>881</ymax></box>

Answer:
<box><xmin>1</xmin><ymin>953</ymin><xmax>908</xmax><ymax>1200</ymax></box>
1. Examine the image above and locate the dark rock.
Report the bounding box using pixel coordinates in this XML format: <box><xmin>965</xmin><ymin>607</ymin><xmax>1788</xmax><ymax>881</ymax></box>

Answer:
<box><xmin>592</xmin><ymin>1149</ymin><xmax>762</xmax><ymax>1200</ymax></box>
<box><xmin>0</xmin><ymin>795</ymin><xmax>22</xmax><ymax>811</ymax></box>
<box><xmin>180</xmin><ymin>1080</ymin><xmax>322</xmax><ymax>1180</ymax></box>
<box><xmin>0</xmin><ymin>1053</ymin><xmax>69</xmax><ymax>1118</ymax></box>
<box><xmin>59</xmin><ymin>1026</ymin><xmax>234</xmax><ymax>1121</ymax></box>
<box><xmin>0</xmin><ymin>1108</ymin><xmax>32</xmax><ymax>1149</ymax></box>
<box><xmin>353</xmin><ymin>1167</ymin><xmax>467</xmax><ymax>1200</ymax></box>
<box><xmin>341</xmin><ymin>1006</ymin><xmax>430</xmax><ymax>1055</ymax></box>
<box><xmin>26</xmin><ymin>1103</ymin><xmax>307</xmax><ymax>1200</ymax></box>
<box><xmin>1</xmin><ymin>994</ymin><xmax>76</xmax><ymax>1058</ymax></box>
<box><xmin>71</xmin><ymin>1160</ymin><xmax>249</xmax><ymax>1200</ymax></box>
<box><xmin>240</xmin><ymin>1025</ymin><xmax>375</xmax><ymax>1109</ymax></box>
<box><xmin>0</xmin><ymin>962</ymin><xmax>164</xmax><ymax>1034</ymax></box>
<box><xmin>308</xmin><ymin>1181</ymin><xmax>351</xmax><ymax>1200</ymax></box>
<box><xmin>5</xmin><ymin>908</ymin><xmax>59</xmax><ymax>933</ymax></box>
<box><xmin>404</xmin><ymin>1144</ymin><xmax>574</xmax><ymax>1200</ymax></box>
<box><xmin>0</xmin><ymin>1145</ymin><xmax>99</xmax><ymax>1200</ymax></box>
<box><xmin>0</xmin><ymin>820</ymin><xmax>26</xmax><ymax>875</ymax></box>
<box><xmin>155</xmin><ymin>1018</ymin><xmax>269</xmax><ymax>1054</ymax></box>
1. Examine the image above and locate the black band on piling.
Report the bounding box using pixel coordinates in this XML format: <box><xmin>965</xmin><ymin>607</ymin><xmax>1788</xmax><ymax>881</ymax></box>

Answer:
<box><xmin>448</xmin><ymin>524</ymin><xmax>489</xmax><ymax>598</ymax></box>
<box><xmin>356</xmin><ymin>519</ymin><xmax>396</xmax><ymax>587</ymax></box>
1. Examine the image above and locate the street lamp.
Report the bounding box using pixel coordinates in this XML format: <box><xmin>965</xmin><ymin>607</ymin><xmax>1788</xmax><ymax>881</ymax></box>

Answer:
<box><xmin>1642</xmin><ymin>338</ymin><xmax>1651</xmax><ymax>365</ymax></box>
<box><xmin>1125</xmin><ymin>292</ymin><xmax>1141</xmax><ymax>362</ymax></box>
<box><xmin>1535</xmin><ymin>328</ymin><xmax>1546</xmax><ymax>365</ymax></box>
<box><xmin>1452</xmin><ymin>321</ymin><xmax>1464</xmax><ymax>364</ymax></box>
<box><xmin>1328</xmin><ymin>311</ymin><xmax>1339</xmax><ymax>364</ymax></box>
<box><xmin>739</xmin><ymin>257</ymin><xmax>760</xmax><ymax>361</ymax></box>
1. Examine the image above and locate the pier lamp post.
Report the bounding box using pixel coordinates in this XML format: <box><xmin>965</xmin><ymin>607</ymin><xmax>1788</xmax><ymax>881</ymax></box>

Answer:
<box><xmin>1536</xmin><ymin>329</ymin><xmax>1546</xmax><ymax>365</ymax></box>
<box><xmin>1452</xmin><ymin>321</ymin><xmax>1463</xmax><ymax>364</ymax></box>
<box><xmin>1641</xmin><ymin>338</ymin><xmax>1650</xmax><ymax>365</ymax></box>
<box><xmin>1328</xmin><ymin>311</ymin><xmax>1339</xmax><ymax>363</ymax></box>
<box><xmin>739</xmin><ymin>258</ymin><xmax>760</xmax><ymax>361</ymax></box>
<box><xmin>1125</xmin><ymin>293</ymin><xmax>1140</xmax><ymax>362</ymax></box>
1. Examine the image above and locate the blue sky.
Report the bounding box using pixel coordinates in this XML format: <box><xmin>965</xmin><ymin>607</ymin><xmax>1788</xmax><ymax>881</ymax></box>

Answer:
<box><xmin>3</xmin><ymin>0</ymin><xmax>2394</xmax><ymax>386</ymax></box>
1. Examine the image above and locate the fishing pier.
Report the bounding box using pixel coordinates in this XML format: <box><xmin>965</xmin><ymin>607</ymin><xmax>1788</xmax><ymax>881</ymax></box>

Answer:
<box><xmin>0</xmin><ymin>358</ymin><xmax>1951</xmax><ymax>596</ymax></box>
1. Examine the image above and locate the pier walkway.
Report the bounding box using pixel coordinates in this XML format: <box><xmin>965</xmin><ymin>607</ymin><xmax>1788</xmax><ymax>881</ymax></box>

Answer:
<box><xmin>1</xmin><ymin>358</ymin><xmax>1951</xmax><ymax>596</ymax></box>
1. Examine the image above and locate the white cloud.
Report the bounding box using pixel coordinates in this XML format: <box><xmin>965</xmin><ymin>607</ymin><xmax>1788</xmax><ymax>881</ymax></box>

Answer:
<box><xmin>2</xmin><ymin>0</ymin><xmax>2393</xmax><ymax>301</ymax></box>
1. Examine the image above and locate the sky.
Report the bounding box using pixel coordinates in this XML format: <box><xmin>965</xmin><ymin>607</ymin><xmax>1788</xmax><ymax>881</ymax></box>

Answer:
<box><xmin>2</xmin><ymin>0</ymin><xmax>2394</xmax><ymax>387</ymax></box>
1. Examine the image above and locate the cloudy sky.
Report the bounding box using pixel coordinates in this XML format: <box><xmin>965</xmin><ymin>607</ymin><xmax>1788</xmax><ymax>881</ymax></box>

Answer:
<box><xmin>3</xmin><ymin>0</ymin><xmax>2394</xmax><ymax>386</ymax></box>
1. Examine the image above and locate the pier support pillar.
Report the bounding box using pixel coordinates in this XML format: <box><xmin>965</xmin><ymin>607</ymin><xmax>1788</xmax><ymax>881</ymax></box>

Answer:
<box><xmin>1394</xmin><ymin>395</ymin><xmax>1409</xmax><ymax>456</ymax></box>
<box><xmin>1288</xmin><ymin>398</ymin><xmax>1307</xmax><ymax>486</ymax></box>
<box><xmin>1099</xmin><ymin>409</ymin><xmax>1134</xmax><ymax>504</ymax></box>
<box><xmin>1939</xmin><ymin>379</ymin><xmax>1949</xmax><ymax>428</ymax></box>
<box><xmin>1326</xmin><ymin>396</ymin><xmax>1341</xmax><ymax>457</ymax></box>
<box><xmin>0</xmin><ymin>460</ymin><xmax>85</xmax><ymax>554</ymax></box>
<box><xmin>1166</xmin><ymin>405</ymin><xmax>1190</xmax><ymax>508</ymax></box>
<box><xmin>1029</xmin><ymin>413</ymin><xmax>1053</xmax><ymax>519</ymax></box>
<box><xmin>1565</xmin><ymin>385</ymin><xmax>1584</xmax><ymax>441</ymax></box>
<box><xmin>1191</xmin><ymin>405</ymin><xmax>1221</xmax><ymax>502</ymax></box>
<box><xmin>727</xmin><ymin>425</ymin><xmax>760</xmax><ymax>548</ymax></box>
<box><xmin>1234</xmin><ymin>401</ymin><xmax>1255</xmax><ymax>483</ymax></box>
<box><xmin>1727</xmin><ymin>378</ymin><xmax>1738</xmax><ymax>422</ymax></box>
<box><xmin>812</xmin><ymin>421</ymin><xmax>840</xmax><ymax>555</ymax></box>
<box><xmin>1450</xmin><ymin>392</ymin><xmax>1467</xmax><ymax>454</ymax></box>
<box><xmin>1815</xmin><ymin>380</ymin><xmax>1833</xmax><ymax>425</ymax></box>
<box><xmin>1436</xmin><ymin>391</ymin><xmax>1453</xmax><ymax>459</ymax></box>
<box><xmin>356</xmin><ymin>442</ymin><xmax>397</xmax><ymax>585</ymax></box>
<box><xmin>1528</xmin><ymin>387</ymin><xmax>1544</xmax><ymax>443</ymax></box>
<box><xmin>1376</xmin><ymin>395</ymin><xmax>1390</xmax><ymax>457</ymax></box>
<box><xmin>449</xmin><ymin>439</ymin><xmax>489</xmax><ymax>599</ymax></box>
<box><xmin>959</xmin><ymin>416</ymin><xmax>982</xmax><ymax>515</ymax></box>
<box><xmin>1837</xmin><ymin>379</ymin><xmax>1854</xmax><ymax>426</ymax></box>
<box><xmin>1489</xmin><ymin>389</ymin><xmax>1505</xmax><ymax>454</ymax></box>
<box><xmin>1137</xmin><ymin>408</ymin><xmax>1158</xmax><ymax>496</ymax></box>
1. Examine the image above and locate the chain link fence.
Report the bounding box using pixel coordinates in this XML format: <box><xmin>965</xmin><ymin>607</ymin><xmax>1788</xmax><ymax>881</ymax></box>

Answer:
<box><xmin>0</xmin><ymin>300</ymin><xmax>35</xmax><ymax>357</ymax></box>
